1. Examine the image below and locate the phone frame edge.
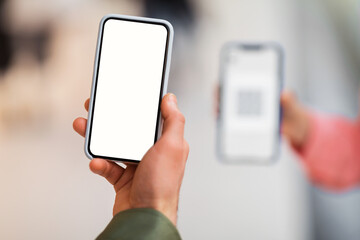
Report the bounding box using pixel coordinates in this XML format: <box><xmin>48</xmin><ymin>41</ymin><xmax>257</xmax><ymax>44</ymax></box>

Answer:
<box><xmin>216</xmin><ymin>41</ymin><xmax>285</xmax><ymax>165</ymax></box>
<box><xmin>84</xmin><ymin>14</ymin><xmax>174</xmax><ymax>163</ymax></box>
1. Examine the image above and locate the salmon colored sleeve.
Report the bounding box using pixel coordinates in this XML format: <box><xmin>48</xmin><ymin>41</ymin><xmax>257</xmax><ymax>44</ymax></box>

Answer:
<box><xmin>294</xmin><ymin>113</ymin><xmax>360</xmax><ymax>191</ymax></box>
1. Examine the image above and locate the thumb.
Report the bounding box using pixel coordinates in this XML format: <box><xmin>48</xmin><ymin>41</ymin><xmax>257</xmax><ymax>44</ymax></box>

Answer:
<box><xmin>161</xmin><ymin>93</ymin><xmax>185</xmax><ymax>142</ymax></box>
<box><xmin>281</xmin><ymin>90</ymin><xmax>298</xmax><ymax>118</ymax></box>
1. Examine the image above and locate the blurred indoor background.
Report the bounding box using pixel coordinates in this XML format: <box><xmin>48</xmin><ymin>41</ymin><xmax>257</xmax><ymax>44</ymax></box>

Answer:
<box><xmin>0</xmin><ymin>0</ymin><xmax>359</xmax><ymax>239</ymax></box>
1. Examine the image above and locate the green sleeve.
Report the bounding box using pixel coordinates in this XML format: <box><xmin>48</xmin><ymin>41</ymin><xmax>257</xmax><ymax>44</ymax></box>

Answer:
<box><xmin>96</xmin><ymin>208</ymin><xmax>181</xmax><ymax>240</ymax></box>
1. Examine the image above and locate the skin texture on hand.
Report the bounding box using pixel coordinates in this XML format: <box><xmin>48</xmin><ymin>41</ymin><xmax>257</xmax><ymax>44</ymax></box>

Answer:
<box><xmin>73</xmin><ymin>93</ymin><xmax>189</xmax><ymax>225</ymax></box>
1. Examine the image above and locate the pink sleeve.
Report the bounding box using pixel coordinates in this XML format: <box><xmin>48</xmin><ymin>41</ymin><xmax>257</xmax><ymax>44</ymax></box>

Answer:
<box><xmin>295</xmin><ymin>113</ymin><xmax>360</xmax><ymax>191</ymax></box>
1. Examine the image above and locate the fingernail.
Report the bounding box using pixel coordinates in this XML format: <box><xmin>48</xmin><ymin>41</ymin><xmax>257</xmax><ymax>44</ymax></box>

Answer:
<box><xmin>167</xmin><ymin>93</ymin><xmax>177</xmax><ymax>104</ymax></box>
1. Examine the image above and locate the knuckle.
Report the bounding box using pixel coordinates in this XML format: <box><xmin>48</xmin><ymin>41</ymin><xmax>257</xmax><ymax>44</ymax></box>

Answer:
<box><xmin>184</xmin><ymin>140</ymin><xmax>189</xmax><ymax>153</ymax></box>
<box><xmin>167</xmin><ymin>139</ymin><xmax>183</xmax><ymax>153</ymax></box>
<box><xmin>174</xmin><ymin>111</ymin><xmax>185</xmax><ymax>124</ymax></box>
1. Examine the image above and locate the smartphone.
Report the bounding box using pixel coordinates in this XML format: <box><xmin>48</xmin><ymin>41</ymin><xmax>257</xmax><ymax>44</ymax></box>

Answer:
<box><xmin>85</xmin><ymin>14</ymin><xmax>174</xmax><ymax>163</ymax></box>
<box><xmin>217</xmin><ymin>42</ymin><xmax>283</xmax><ymax>163</ymax></box>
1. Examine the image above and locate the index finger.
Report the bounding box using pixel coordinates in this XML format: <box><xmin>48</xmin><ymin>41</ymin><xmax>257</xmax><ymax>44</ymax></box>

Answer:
<box><xmin>85</xmin><ymin>98</ymin><xmax>90</xmax><ymax>112</ymax></box>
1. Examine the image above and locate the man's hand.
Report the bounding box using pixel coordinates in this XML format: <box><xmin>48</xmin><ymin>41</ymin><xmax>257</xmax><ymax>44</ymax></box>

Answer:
<box><xmin>73</xmin><ymin>93</ymin><xmax>189</xmax><ymax>225</ymax></box>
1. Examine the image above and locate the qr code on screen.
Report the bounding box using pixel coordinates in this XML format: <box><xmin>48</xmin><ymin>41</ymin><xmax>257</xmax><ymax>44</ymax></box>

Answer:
<box><xmin>237</xmin><ymin>90</ymin><xmax>262</xmax><ymax>116</ymax></box>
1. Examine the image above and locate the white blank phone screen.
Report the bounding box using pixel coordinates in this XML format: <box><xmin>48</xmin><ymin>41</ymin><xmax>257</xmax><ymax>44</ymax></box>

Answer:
<box><xmin>221</xmin><ymin>47</ymin><xmax>280</xmax><ymax>160</ymax></box>
<box><xmin>89</xmin><ymin>19</ymin><xmax>168</xmax><ymax>161</ymax></box>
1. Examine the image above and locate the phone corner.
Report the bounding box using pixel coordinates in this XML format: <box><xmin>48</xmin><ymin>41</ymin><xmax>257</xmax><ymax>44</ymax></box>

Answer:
<box><xmin>160</xmin><ymin>19</ymin><xmax>174</xmax><ymax>36</ymax></box>
<box><xmin>220</xmin><ymin>42</ymin><xmax>235</xmax><ymax>57</ymax></box>
<box><xmin>84</xmin><ymin>141</ymin><xmax>94</xmax><ymax>160</ymax></box>
<box><xmin>100</xmin><ymin>14</ymin><xmax>115</xmax><ymax>25</ymax></box>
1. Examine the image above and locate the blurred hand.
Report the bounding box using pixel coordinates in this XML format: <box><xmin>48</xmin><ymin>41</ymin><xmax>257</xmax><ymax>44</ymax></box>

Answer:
<box><xmin>281</xmin><ymin>91</ymin><xmax>310</xmax><ymax>148</ymax></box>
<box><xmin>73</xmin><ymin>93</ymin><xmax>189</xmax><ymax>225</ymax></box>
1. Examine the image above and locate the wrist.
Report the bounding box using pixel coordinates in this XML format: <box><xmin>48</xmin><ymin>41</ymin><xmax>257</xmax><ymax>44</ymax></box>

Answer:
<box><xmin>154</xmin><ymin>204</ymin><xmax>178</xmax><ymax>225</ymax></box>
<box><xmin>141</xmin><ymin>200</ymin><xmax>178</xmax><ymax>225</ymax></box>
<box><xmin>126</xmin><ymin>199</ymin><xmax>178</xmax><ymax>225</ymax></box>
<box><xmin>149</xmin><ymin>198</ymin><xmax>178</xmax><ymax>225</ymax></box>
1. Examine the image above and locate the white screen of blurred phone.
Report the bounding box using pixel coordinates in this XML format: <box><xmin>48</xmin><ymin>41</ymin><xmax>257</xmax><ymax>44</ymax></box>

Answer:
<box><xmin>221</xmin><ymin>47</ymin><xmax>280</xmax><ymax>160</ymax></box>
<box><xmin>89</xmin><ymin>19</ymin><xmax>168</xmax><ymax>161</ymax></box>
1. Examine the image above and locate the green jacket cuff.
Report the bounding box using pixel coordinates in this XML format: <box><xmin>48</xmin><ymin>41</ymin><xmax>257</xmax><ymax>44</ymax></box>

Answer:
<box><xmin>96</xmin><ymin>208</ymin><xmax>181</xmax><ymax>240</ymax></box>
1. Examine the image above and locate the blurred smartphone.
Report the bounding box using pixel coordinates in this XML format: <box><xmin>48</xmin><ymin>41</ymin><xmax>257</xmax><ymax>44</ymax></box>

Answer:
<box><xmin>217</xmin><ymin>42</ymin><xmax>283</xmax><ymax>163</ymax></box>
<box><xmin>85</xmin><ymin>14</ymin><xmax>173</xmax><ymax>163</ymax></box>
